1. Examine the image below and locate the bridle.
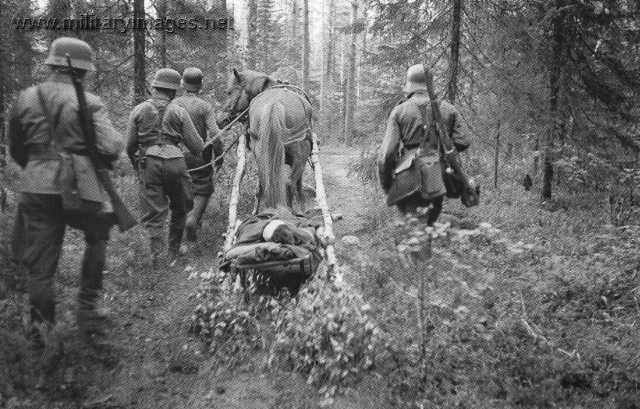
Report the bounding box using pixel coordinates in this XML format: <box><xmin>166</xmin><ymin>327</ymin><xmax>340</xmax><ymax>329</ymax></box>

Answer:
<box><xmin>227</xmin><ymin>81</ymin><xmax>248</xmax><ymax>116</ymax></box>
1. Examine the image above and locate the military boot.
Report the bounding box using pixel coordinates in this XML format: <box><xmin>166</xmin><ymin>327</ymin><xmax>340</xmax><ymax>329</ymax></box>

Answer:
<box><xmin>168</xmin><ymin>225</ymin><xmax>184</xmax><ymax>266</ymax></box>
<box><xmin>185</xmin><ymin>195</ymin><xmax>209</xmax><ymax>242</ymax></box>
<box><xmin>77</xmin><ymin>241</ymin><xmax>110</xmax><ymax>336</ymax></box>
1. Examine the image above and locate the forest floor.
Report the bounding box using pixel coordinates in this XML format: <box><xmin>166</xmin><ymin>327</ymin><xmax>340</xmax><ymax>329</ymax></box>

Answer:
<box><xmin>0</xmin><ymin>146</ymin><xmax>382</xmax><ymax>409</ymax></box>
<box><xmin>1</xmin><ymin>144</ymin><xmax>640</xmax><ymax>408</ymax></box>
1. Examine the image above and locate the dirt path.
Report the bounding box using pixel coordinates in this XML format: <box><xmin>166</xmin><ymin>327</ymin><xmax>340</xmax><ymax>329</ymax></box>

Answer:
<box><xmin>9</xmin><ymin>147</ymin><xmax>367</xmax><ymax>409</ymax></box>
<box><xmin>321</xmin><ymin>147</ymin><xmax>379</xmax><ymax>237</ymax></box>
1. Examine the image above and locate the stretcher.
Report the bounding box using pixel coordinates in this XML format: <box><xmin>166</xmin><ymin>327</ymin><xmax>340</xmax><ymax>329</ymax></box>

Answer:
<box><xmin>220</xmin><ymin>132</ymin><xmax>337</xmax><ymax>291</ymax></box>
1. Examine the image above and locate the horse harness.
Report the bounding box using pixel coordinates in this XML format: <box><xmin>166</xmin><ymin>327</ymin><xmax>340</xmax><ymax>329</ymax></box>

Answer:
<box><xmin>188</xmin><ymin>82</ymin><xmax>313</xmax><ymax>174</ymax></box>
<box><xmin>247</xmin><ymin>83</ymin><xmax>313</xmax><ymax>147</ymax></box>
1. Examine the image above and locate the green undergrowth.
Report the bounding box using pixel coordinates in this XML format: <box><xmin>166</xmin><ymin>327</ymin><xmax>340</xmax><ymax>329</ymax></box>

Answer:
<box><xmin>188</xmin><ymin>269</ymin><xmax>392</xmax><ymax>407</ymax></box>
<box><xmin>334</xmin><ymin>172</ymin><xmax>640</xmax><ymax>407</ymax></box>
<box><xmin>187</xmin><ymin>148</ymin><xmax>640</xmax><ymax>407</ymax></box>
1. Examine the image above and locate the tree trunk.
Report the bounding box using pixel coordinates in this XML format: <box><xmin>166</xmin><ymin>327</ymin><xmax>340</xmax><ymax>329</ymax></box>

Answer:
<box><xmin>157</xmin><ymin>0</ymin><xmax>167</xmax><ymax>67</ymax></box>
<box><xmin>533</xmin><ymin>135</ymin><xmax>540</xmax><ymax>175</ymax></box>
<box><xmin>133</xmin><ymin>0</ymin><xmax>146</xmax><ymax>104</ymax></box>
<box><xmin>447</xmin><ymin>0</ymin><xmax>462</xmax><ymax>103</ymax></box>
<box><xmin>302</xmin><ymin>0</ymin><xmax>310</xmax><ymax>92</ymax></box>
<box><xmin>0</xmin><ymin>27</ymin><xmax>4</xmax><ymax>145</ymax></box>
<box><xmin>343</xmin><ymin>0</ymin><xmax>358</xmax><ymax>144</ymax></box>
<box><xmin>209</xmin><ymin>0</ymin><xmax>228</xmax><ymax>87</ymax></box>
<box><xmin>247</xmin><ymin>0</ymin><xmax>258</xmax><ymax>69</ymax></box>
<box><xmin>327</xmin><ymin>0</ymin><xmax>336</xmax><ymax>82</ymax></box>
<box><xmin>543</xmin><ymin>7</ymin><xmax>563</xmax><ymax>200</ymax></box>
<box><xmin>321</xmin><ymin>0</ymin><xmax>336</xmax><ymax>133</ymax></box>
<box><xmin>319</xmin><ymin>0</ymin><xmax>326</xmax><ymax>124</ymax></box>
<box><xmin>48</xmin><ymin>0</ymin><xmax>71</xmax><ymax>43</ymax></box>
<box><xmin>289</xmin><ymin>0</ymin><xmax>298</xmax><ymax>67</ymax></box>
<box><xmin>494</xmin><ymin>121</ymin><xmax>500</xmax><ymax>189</ymax></box>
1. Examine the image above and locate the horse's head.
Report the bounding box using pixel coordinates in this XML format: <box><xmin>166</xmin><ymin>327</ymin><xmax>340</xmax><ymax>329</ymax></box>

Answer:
<box><xmin>222</xmin><ymin>68</ymin><xmax>274</xmax><ymax>115</ymax></box>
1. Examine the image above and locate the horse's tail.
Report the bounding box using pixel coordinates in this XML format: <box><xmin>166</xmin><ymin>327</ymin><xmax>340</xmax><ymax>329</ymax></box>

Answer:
<box><xmin>257</xmin><ymin>102</ymin><xmax>286</xmax><ymax>208</ymax></box>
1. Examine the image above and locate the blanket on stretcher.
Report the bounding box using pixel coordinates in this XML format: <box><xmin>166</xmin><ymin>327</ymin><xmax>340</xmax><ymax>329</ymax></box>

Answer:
<box><xmin>221</xmin><ymin>207</ymin><xmax>324</xmax><ymax>274</ymax></box>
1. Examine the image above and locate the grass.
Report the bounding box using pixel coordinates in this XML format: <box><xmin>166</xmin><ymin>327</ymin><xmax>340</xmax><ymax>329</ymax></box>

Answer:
<box><xmin>337</xmin><ymin>152</ymin><xmax>640</xmax><ymax>408</ymax></box>
<box><xmin>0</xmin><ymin>137</ymin><xmax>263</xmax><ymax>408</ymax></box>
<box><xmin>1</xmin><ymin>142</ymin><xmax>639</xmax><ymax>408</ymax></box>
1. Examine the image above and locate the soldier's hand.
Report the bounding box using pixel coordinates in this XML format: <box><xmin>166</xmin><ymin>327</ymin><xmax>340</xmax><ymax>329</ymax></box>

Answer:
<box><xmin>444</xmin><ymin>149</ymin><xmax>457</xmax><ymax>165</ymax></box>
<box><xmin>378</xmin><ymin>165</ymin><xmax>392</xmax><ymax>193</ymax></box>
<box><xmin>202</xmin><ymin>144</ymin><xmax>213</xmax><ymax>163</ymax></box>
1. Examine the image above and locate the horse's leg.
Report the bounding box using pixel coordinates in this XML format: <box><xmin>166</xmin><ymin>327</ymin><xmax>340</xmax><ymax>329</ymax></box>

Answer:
<box><xmin>295</xmin><ymin>140</ymin><xmax>312</xmax><ymax>213</ymax></box>
<box><xmin>284</xmin><ymin>144</ymin><xmax>296</xmax><ymax>211</ymax></box>
<box><xmin>253</xmin><ymin>150</ymin><xmax>263</xmax><ymax>215</ymax></box>
<box><xmin>296</xmin><ymin>175</ymin><xmax>305</xmax><ymax>213</ymax></box>
<box><xmin>253</xmin><ymin>178</ymin><xmax>262</xmax><ymax>215</ymax></box>
<box><xmin>286</xmin><ymin>180</ymin><xmax>294</xmax><ymax>209</ymax></box>
<box><xmin>283</xmin><ymin>163</ymin><xmax>293</xmax><ymax>209</ymax></box>
<box><xmin>289</xmin><ymin>153</ymin><xmax>306</xmax><ymax>213</ymax></box>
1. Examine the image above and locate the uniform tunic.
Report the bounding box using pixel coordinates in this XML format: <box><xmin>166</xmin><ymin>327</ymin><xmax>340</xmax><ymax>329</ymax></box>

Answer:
<box><xmin>377</xmin><ymin>92</ymin><xmax>469</xmax><ymax>223</ymax></box>
<box><xmin>126</xmin><ymin>94</ymin><xmax>204</xmax><ymax>256</ymax></box>
<box><xmin>8</xmin><ymin>72</ymin><xmax>124</xmax><ymax>323</ymax></box>
<box><xmin>172</xmin><ymin>92</ymin><xmax>223</xmax><ymax>197</ymax></box>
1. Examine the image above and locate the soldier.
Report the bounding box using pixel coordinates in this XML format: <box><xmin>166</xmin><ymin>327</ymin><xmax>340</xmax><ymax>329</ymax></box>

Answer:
<box><xmin>172</xmin><ymin>67</ymin><xmax>224</xmax><ymax>242</ymax></box>
<box><xmin>126</xmin><ymin>68</ymin><xmax>205</xmax><ymax>266</ymax></box>
<box><xmin>8</xmin><ymin>37</ymin><xmax>124</xmax><ymax>334</ymax></box>
<box><xmin>378</xmin><ymin>64</ymin><xmax>470</xmax><ymax>225</ymax></box>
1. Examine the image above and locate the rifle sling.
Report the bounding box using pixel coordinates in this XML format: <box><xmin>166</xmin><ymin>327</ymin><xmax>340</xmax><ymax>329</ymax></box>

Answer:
<box><xmin>415</xmin><ymin>101</ymin><xmax>435</xmax><ymax>153</ymax></box>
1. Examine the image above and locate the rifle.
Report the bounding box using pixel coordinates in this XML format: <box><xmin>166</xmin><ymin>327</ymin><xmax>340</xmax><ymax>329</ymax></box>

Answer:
<box><xmin>66</xmin><ymin>55</ymin><xmax>138</xmax><ymax>232</ymax></box>
<box><xmin>423</xmin><ymin>68</ymin><xmax>456</xmax><ymax>172</ymax></box>
<box><xmin>423</xmin><ymin>66</ymin><xmax>479</xmax><ymax>206</ymax></box>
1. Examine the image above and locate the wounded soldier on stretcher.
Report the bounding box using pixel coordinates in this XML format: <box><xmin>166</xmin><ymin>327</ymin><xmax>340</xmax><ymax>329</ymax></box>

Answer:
<box><xmin>220</xmin><ymin>207</ymin><xmax>325</xmax><ymax>278</ymax></box>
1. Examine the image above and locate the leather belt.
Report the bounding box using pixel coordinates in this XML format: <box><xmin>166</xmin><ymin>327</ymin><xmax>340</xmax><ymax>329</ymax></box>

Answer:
<box><xmin>27</xmin><ymin>145</ymin><xmax>89</xmax><ymax>160</ymax></box>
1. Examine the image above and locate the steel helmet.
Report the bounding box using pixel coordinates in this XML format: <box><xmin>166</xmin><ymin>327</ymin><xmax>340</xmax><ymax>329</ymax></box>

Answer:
<box><xmin>151</xmin><ymin>68</ymin><xmax>182</xmax><ymax>90</ymax></box>
<box><xmin>403</xmin><ymin>63</ymin><xmax>428</xmax><ymax>94</ymax></box>
<box><xmin>182</xmin><ymin>67</ymin><xmax>203</xmax><ymax>92</ymax></box>
<box><xmin>45</xmin><ymin>36</ymin><xmax>96</xmax><ymax>71</ymax></box>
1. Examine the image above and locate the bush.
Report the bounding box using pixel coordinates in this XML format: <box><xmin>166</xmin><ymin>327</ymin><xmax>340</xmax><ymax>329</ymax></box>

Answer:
<box><xmin>189</xmin><ymin>272</ymin><xmax>267</xmax><ymax>364</ymax></box>
<box><xmin>267</xmin><ymin>277</ymin><xmax>388</xmax><ymax>401</ymax></box>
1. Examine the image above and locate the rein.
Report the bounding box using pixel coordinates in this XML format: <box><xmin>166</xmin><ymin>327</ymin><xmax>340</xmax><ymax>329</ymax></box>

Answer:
<box><xmin>187</xmin><ymin>107</ymin><xmax>249</xmax><ymax>174</ymax></box>
<box><xmin>189</xmin><ymin>80</ymin><xmax>312</xmax><ymax>176</ymax></box>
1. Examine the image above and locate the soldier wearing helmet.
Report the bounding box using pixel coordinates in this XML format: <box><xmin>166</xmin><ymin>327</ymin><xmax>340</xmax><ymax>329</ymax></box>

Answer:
<box><xmin>126</xmin><ymin>68</ymin><xmax>205</xmax><ymax>266</ymax></box>
<box><xmin>8</xmin><ymin>37</ymin><xmax>124</xmax><ymax>336</ymax></box>
<box><xmin>172</xmin><ymin>67</ymin><xmax>224</xmax><ymax>242</ymax></box>
<box><xmin>378</xmin><ymin>64</ymin><xmax>470</xmax><ymax>225</ymax></box>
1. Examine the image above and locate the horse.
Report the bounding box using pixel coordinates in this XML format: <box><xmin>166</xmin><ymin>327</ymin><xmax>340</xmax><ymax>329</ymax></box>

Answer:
<box><xmin>222</xmin><ymin>68</ymin><xmax>313</xmax><ymax>214</ymax></box>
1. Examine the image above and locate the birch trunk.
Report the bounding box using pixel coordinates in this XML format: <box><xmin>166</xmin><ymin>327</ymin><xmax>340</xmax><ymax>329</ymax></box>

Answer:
<box><xmin>310</xmin><ymin>133</ymin><xmax>337</xmax><ymax>279</ymax></box>
<box><xmin>224</xmin><ymin>134</ymin><xmax>247</xmax><ymax>253</ymax></box>
<box><xmin>302</xmin><ymin>0</ymin><xmax>310</xmax><ymax>92</ymax></box>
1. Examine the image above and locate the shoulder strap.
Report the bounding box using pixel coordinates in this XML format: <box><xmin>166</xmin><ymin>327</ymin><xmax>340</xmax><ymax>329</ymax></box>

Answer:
<box><xmin>414</xmin><ymin>100</ymin><xmax>436</xmax><ymax>152</ymax></box>
<box><xmin>428</xmin><ymin>98</ymin><xmax>455</xmax><ymax>155</ymax></box>
<box><xmin>149</xmin><ymin>99</ymin><xmax>169</xmax><ymax>132</ymax></box>
<box><xmin>36</xmin><ymin>85</ymin><xmax>64</xmax><ymax>152</ymax></box>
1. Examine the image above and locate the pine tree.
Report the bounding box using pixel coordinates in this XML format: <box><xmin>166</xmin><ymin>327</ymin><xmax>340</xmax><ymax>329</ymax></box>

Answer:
<box><xmin>133</xmin><ymin>0</ymin><xmax>146</xmax><ymax>104</ymax></box>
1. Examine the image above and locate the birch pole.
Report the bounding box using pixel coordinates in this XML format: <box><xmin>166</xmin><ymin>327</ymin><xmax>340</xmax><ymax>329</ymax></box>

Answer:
<box><xmin>310</xmin><ymin>133</ymin><xmax>337</xmax><ymax>280</ymax></box>
<box><xmin>223</xmin><ymin>134</ymin><xmax>247</xmax><ymax>253</ymax></box>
